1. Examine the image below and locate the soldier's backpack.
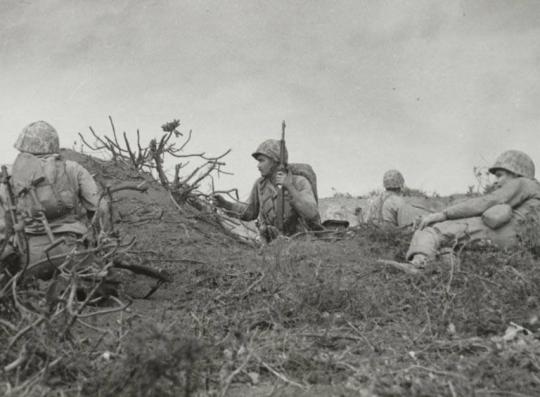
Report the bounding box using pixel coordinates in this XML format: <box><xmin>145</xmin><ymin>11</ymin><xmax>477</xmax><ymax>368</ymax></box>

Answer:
<box><xmin>11</xmin><ymin>153</ymin><xmax>78</xmax><ymax>220</ymax></box>
<box><xmin>288</xmin><ymin>163</ymin><xmax>318</xmax><ymax>203</ymax></box>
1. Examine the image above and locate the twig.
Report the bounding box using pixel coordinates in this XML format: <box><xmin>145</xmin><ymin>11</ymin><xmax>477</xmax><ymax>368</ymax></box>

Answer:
<box><xmin>4</xmin><ymin>345</ymin><xmax>27</xmax><ymax>372</ymax></box>
<box><xmin>448</xmin><ymin>381</ymin><xmax>457</xmax><ymax>397</ymax></box>
<box><xmin>398</xmin><ymin>364</ymin><xmax>468</xmax><ymax>380</ymax></box>
<box><xmin>7</xmin><ymin>316</ymin><xmax>45</xmax><ymax>351</ymax></box>
<box><xmin>63</xmin><ymin>264</ymin><xmax>113</xmax><ymax>337</ymax></box>
<box><xmin>345</xmin><ymin>320</ymin><xmax>377</xmax><ymax>352</ymax></box>
<box><xmin>77</xmin><ymin>298</ymin><xmax>131</xmax><ymax>318</ymax></box>
<box><xmin>220</xmin><ymin>349</ymin><xmax>254</xmax><ymax>397</ymax></box>
<box><xmin>231</xmin><ymin>272</ymin><xmax>265</xmax><ymax>299</ymax></box>
<box><xmin>476</xmin><ymin>390</ymin><xmax>535</xmax><ymax>397</ymax></box>
<box><xmin>253</xmin><ymin>353</ymin><xmax>306</xmax><ymax>389</ymax></box>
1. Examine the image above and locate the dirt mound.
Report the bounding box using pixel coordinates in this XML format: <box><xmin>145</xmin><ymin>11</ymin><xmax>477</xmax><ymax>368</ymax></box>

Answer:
<box><xmin>3</xmin><ymin>150</ymin><xmax>540</xmax><ymax>397</ymax></box>
<box><xmin>86</xmin><ymin>224</ymin><xmax>540</xmax><ymax>397</ymax></box>
<box><xmin>63</xmin><ymin>148</ymin><xmax>245</xmax><ymax>241</ymax></box>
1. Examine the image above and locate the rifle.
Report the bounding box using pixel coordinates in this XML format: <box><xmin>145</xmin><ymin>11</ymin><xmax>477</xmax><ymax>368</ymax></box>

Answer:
<box><xmin>275</xmin><ymin>121</ymin><xmax>287</xmax><ymax>232</ymax></box>
<box><xmin>0</xmin><ymin>165</ymin><xmax>29</xmax><ymax>270</ymax></box>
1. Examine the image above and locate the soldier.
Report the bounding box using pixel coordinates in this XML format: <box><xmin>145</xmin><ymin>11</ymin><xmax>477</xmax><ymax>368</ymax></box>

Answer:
<box><xmin>365</xmin><ymin>169</ymin><xmax>429</xmax><ymax>228</ymax></box>
<box><xmin>213</xmin><ymin>139</ymin><xmax>320</xmax><ymax>241</ymax></box>
<box><xmin>9</xmin><ymin>121</ymin><xmax>109</xmax><ymax>279</ymax></box>
<box><xmin>404</xmin><ymin>150</ymin><xmax>540</xmax><ymax>273</ymax></box>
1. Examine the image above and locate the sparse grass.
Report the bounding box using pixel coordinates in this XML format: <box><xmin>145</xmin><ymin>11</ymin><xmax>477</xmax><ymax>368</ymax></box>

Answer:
<box><xmin>79</xmin><ymin>225</ymin><xmax>540</xmax><ymax>396</ymax></box>
<box><xmin>4</xmin><ymin>215</ymin><xmax>539</xmax><ymax>396</ymax></box>
<box><xmin>4</xmin><ymin>148</ymin><xmax>540</xmax><ymax>396</ymax></box>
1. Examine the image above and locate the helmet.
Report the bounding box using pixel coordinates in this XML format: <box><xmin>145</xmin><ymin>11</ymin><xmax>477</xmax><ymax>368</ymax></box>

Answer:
<box><xmin>14</xmin><ymin>121</ymin><xmax>60</xmax><ymax>154</ymax></box>
<box><xmin>488</xmin><ymin>150</ymin><xmax>535</xmax><ymax>179</ymax></box>
<box><xmin>251</xmin><ymin>139</ymin><xmax>288</xmax><ymax>164</ymax></box>
<box><xmin>383</xmin><ymin>169</ymin><xmax>405</xmax><ymax>190</ymax></box>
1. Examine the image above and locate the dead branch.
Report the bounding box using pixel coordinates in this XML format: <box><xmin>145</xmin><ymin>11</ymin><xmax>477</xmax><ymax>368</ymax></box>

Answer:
<box><xmin>80</xmin><ymin>118</ymin><xmax>232</xmax><ymax>210</ymax></box>
<box><xmin>7</xmin><ymin>316</ymin><xmax>45</xmax><ymax>351</ymax></box>
<box><xmin>253</xmin><ymin>352</ymin><xmax>306</xmax><ymax>389</ymax></box>
<box><xmin>112</xmin><ymin>260</ymin><xmax>172</xmax><ymax>283</ymax></box>
<box><xmin>211</xmin><ymin>188</ymin><xmax>240</xmax><ymax>201</ymax></box>
<box><xmin>76</xmin><ymin>298</ymin><xmax>131</xmax><ymax>319</ymax></box>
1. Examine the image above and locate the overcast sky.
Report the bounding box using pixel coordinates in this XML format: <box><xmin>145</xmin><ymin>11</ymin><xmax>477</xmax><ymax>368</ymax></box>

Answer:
<box><xmin>1</xmin><ymin>0</ymin><xmax>539</xmax><ymax>198</ymax></box>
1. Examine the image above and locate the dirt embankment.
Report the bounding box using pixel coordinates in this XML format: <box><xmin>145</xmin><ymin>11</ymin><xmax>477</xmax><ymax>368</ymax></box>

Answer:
<box><xmin>6</xmin><ymin>150</ymin><xmax>538</xmax><ymax>397</ymax></box>
<box><xmin>62</xmin><ymin>148</ymin><xmax>252</xmax><ymax>281</ymax></box>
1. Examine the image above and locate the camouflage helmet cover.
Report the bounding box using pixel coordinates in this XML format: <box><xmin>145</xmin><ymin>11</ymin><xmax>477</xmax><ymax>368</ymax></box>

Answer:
<box><xmin>383</xmin><ymin>169</ymin><xmax>405</xmax><ymax>189</ymax></box>
<box><xmin>488</xmin><ymin>150</ymin><xmax>535</xmax><ymax>179</ymax></box>
<box><xmin>251</xmin><ymin>139</ymin><xmax>288</xmax><ymax>164</ymax></box>
<box><xmin>14</xmin><ymin>121</ymin><xmax>60</xmax><ymax>154</ymax></box>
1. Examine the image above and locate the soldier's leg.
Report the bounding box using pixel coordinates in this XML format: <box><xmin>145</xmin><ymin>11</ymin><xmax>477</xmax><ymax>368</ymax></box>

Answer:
<box><xmin>25</xmin><ymin>233</ymin><xmax>84</xmax><ymax>280</ymax></box>
<box><xmin>0</xmin><ymin>241</ymin><xmax>20</xmax><ymax>279</ymax></box>
<box><xmin>406</xmin><ymin>217</ymin><xmax>494</xmax><ymax>261</ymax></box>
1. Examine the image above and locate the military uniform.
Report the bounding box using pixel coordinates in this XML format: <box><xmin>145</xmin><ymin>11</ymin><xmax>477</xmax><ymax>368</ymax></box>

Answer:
<box><xmin>366</xmin><ymin>191</ymin><xmax>428</xmax><ymax>227</ymax></box>
<box><xmin>365</xmin><ymin>169</ymin><xmax>428</xmax><ymax>227</ymax></box>
<box><xmin>220</xmin><ymin>139</ymin><xmax>320</xmax><ymax>239</ymax></box>
<box><xmin>9</xmin><ymin>121</ymin><xmax>108</xmax><ymax>278</ymax></box>
<box><xmin>230</xmin><ymin>172</ymin><xmax>319</xmax><ymax>236</ymax></box>
<box><xmin>407</xmin><ymin>151</ymin><xmax>540</xmax><ymax>262</ymax></box>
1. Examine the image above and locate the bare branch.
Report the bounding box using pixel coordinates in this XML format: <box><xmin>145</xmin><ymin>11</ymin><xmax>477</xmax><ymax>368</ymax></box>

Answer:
<box><xmin>123</xmin><ymin>131</ymin><xmax>138</xmax><ymax>168</ymax></box>
<box><xmin>177</xmin><ymin>129</ymin><xmax>193</xmax><ymax>151</ymax></box>
<box><xmin>78</xmin><ymin>132</ymin><xmax>105</xmax><ymax>152</ymax></box>
<box><xmin>108</xmin><ymin>115</ymin><xmax>121</xmax><ymax>148</ymax></box>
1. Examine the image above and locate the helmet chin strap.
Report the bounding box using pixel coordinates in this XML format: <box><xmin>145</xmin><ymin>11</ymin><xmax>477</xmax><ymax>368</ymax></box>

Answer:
<box><xmin>269</xmin><ymin>163</ymin><xmax>282</xmax><ymax>183</ymax></box>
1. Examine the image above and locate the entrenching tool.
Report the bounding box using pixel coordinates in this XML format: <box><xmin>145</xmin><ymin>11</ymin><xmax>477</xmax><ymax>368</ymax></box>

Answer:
<box><xmin>19</xmin><ymin>177</ymin><xmax>66</xmax><ymax>253</ymax></box>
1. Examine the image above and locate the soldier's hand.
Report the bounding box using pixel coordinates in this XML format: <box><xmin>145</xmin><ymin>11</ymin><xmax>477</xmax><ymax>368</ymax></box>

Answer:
<box><xmin>275</xmin><ymin>171</ymin><xmax>293</xmax><ymax>190</ymax></box>
<box><xmin>211</xmin><ymin>194</ymin><xmax>227</xmax><ymax>208</ymax></box>
<box><xmin>266</xmin><ymin>225</ymin><xmax>281</xmax><ymax>241</ymax></box>
<box><xmin>417</xmin><ymin>211</ymin><xmax>447</xmax><ymax>230</ymax></box>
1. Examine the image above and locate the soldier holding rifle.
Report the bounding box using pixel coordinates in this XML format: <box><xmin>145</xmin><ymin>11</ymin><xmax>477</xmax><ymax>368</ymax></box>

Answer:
<box><xmin>213</xmin><ymin>122</ymin><xmax>320</xmax><ymax>242</ymax></box>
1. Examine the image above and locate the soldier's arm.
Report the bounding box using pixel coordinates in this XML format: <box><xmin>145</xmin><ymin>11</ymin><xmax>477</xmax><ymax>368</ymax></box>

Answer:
<box><xmin>286</xmin><ymin>176</ymin><xmax>319</xmax><ymax>221</ymax></box>
<box><xmin>220</xmin><ymin>182</ymin><xmax>260</xmax><ymax>221</ymax></box>
<box><xmin>66</xmin><ymin>161</ymin><xmax>100</xmax><ymax>211</ymax></box>
<box><xmin>364</xmin><ymin>196</ymin><xmax>379</xmax><ymax>223</ymax></box>
<box><xmin>381</xmin><ymin>195</ymin><xmax>400</xmax><ymax>225</ymax></box>
<box><xmin>444</xmin><ymin>178</ymin><xmax>527</xmax><ymax>219</ymax></box>
<box><xmin>66</xmin><ymin>161</ymin><xmax>111</xmax><ymax>231</ymax></box>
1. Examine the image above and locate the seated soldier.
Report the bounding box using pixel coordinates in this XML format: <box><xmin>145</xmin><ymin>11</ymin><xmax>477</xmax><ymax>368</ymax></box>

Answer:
<box><xmin>213</xmin><ymin>139</ymin><xmax>320</xmax><ymax>241</ymax></box>
<box><xmin>10</xmin><ymin>121</ymin><xmax>110</xmax><ymax>279</ymax></box>
<box><xmin>404</xmin><ymin>150</ymin><xmax>540</xmax><ymax>273</ymax></box>
<box><xmin>365</xmin><ymin>169</ymin><xmax>429</xmax><ymax>228</ymax></box>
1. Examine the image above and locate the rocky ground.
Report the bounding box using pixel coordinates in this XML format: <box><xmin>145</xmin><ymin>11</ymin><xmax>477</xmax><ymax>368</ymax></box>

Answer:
<box><xmin>2</xmin><ymin>150</ymin><xmax>540</xmax><ymax>397</ymax></box>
